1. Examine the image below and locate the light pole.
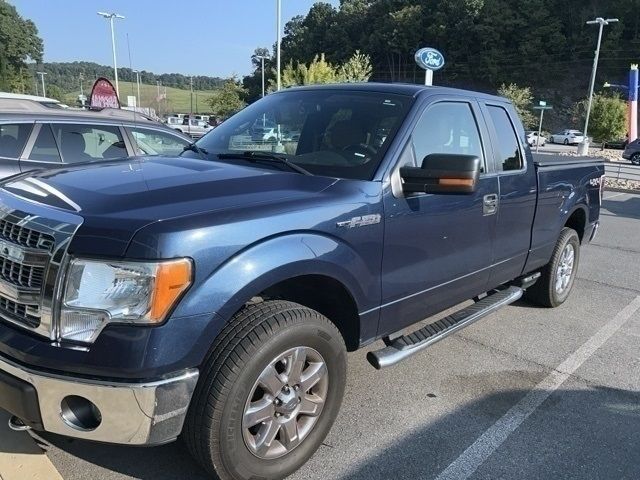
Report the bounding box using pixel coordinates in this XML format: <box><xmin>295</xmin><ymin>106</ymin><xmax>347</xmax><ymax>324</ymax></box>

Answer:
<box><xmin>36</xmin><ymin>71</ymin><xmax>47</xmax><ymax>97</ymax></box>
<box><xmin>578</xmin><ymin>17</ymin><xmax>619</xmax><ymax>155</ymax></box>
<box><xmin>256</xmin><ymin>55</ymin><xmax>268</xmax><ymax>97</ymax></box>
<box><xmin>276</xmin><ymin>0</ymin><xmax>281</xmax><ymax>91</ymax></box>
<box><xmin>97</xmin><ymin>11</ymin><xmax>125</xmax><ymax>100</ymax></box>
<box><xmin>133</xmin><ymin>69</ymin><xmax>141</xmax><ymax>108</ymax></box>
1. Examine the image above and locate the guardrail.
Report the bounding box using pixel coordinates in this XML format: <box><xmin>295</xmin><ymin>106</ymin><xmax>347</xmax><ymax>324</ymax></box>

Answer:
<box><xmin>605</xmin><ymin>162</ymin><xmax>640</xmax><ymax>182</ymax></box>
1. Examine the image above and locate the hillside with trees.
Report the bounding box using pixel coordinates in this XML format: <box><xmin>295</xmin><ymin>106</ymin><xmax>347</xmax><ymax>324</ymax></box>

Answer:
<box><xmin>243</xmin><ymin>0</ymin><xmax>640</xmax><ymax>130</ymax></box>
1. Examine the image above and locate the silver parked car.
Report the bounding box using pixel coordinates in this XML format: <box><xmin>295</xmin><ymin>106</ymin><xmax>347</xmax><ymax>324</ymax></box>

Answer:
<box><xmin>0</xmin><ymin>98</ymin><xmax>193</xmax><ymax>180</ymax></box>
<box><xmin>168</xmin><ymin>117</ymin><xmax>213</xmax><ymax>139</ymax></box>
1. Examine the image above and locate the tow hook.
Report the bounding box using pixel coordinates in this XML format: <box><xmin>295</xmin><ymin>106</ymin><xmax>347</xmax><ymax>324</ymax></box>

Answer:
<box><xmin>8</xmin><ymin>415</ymin><xmax>31</xmax><ymax>432</ymax></box>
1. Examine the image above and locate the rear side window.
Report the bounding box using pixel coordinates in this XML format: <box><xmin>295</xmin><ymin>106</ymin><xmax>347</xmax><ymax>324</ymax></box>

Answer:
<box><xmin>29</xmin><ymin>124</ymin><xmax>62</xmax><ymax>162</ymax></box>
<box><xmin>0</xmin><ymin>123</ymin><xmax>33</xmax><ymax>159</ymax></box>
<box><xmin>129</xmin><ymin>127</ymin><xmax>189</xmax><ymax>156</ymax></box>
<box><xmin>487</xmin><ymin>106</ymin><xmax>523</xmax><ymax>172</ymax></box>
<box><xmin>51</xmin><ymin>124</ymin><xmax>127</xmax><ymax>163</ymax></box>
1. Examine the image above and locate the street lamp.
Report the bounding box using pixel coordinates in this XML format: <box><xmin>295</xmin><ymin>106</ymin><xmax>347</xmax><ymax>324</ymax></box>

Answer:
<box><xmin>97</xmin><ymin>11</ymin><xmax>125</xmax><ymax>100</ymax></box>
<box><xmin>36</xmin><ymin>71</ymin><xmax>47</xmax><ymax>97</ymax></box>
<box><xmin>256</xmin><ymin>55</ymin><xmax>268</xmax><ymax>97</ymax></box>
<box><xmin>276</xmin><ymin>0</ymin><xmax>281</xmax><ymax>91</ymax></box>
<box><xmin>578</xmin><ymin>17</ymin><xmax>619</xmax><ymax>155</ymax></box>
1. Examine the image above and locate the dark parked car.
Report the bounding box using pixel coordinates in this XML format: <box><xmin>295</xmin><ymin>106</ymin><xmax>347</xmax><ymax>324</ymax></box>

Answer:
<box><xmin>0</xmin><ymin>98</ymin><xmax>192</xmax><ymax>179</ymax></box>
<box><xmin>603</xmin><ymin>137</ymin><xmax>628</xmax><ymax>150</ymax></box>
<box><xmin>622</xmin><ymin>138</ymin><xmax>640</xmax><ymax>164</ymax></box>
<box><xmin>0</xmin><ymin>84</ymin><xmax>603</xmax><ymax>480</ymax></box>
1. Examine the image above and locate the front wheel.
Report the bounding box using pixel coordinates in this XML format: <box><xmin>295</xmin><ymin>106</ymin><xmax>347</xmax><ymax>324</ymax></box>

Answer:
<box><xmin>525</xmin><ymin>227</ymin><xmax>580</xmax><ymax>307</ymax></box>
<box><xmin>184</xmin><ymin>300</ymin><xmax>347</xmax><ymax>480</ymax></box>
<box><xmin>564</xmin><ymin>138</ymin><xmax>569</xmax><ymax>145</ymax></box>
<box><xmin>631</xmin><ymin>153</ymin><xmax>640</xmax><ymax>166</ymax></box>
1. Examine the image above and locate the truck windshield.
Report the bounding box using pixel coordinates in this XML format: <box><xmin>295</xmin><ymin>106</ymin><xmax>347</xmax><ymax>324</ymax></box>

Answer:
<box><xmin>194</xmin><ymin>89</ymin><xmax>412</xmax><ymax>180</ymax></box>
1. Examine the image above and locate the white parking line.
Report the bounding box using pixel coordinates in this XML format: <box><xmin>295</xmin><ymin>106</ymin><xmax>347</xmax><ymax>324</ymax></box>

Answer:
<box><xmin>0</xmin><ymin>411</ymin><xmax>62</xmax><ymax>480</ymax></box>
<box><xmin>603</xmin><ymin>192</ymin><xmax>627</xmax><ymax>200</ymax></box>
<box><xmin>435</xmin><ymin>295</ymin><xmax>640</xmax><ymax>480</ymax></box>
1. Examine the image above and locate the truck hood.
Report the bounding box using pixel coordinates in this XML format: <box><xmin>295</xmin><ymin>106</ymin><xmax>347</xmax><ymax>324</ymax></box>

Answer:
<box><xmin>1</xmin><ymin>156</ymin><xmax>337</xmax><ymax>256</ymax></box>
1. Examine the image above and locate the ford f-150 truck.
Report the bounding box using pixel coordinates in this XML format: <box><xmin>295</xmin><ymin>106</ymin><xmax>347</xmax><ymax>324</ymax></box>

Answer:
<box><xmin>0</xmin><ymin>84</ymin><xmax>603</xmax><ymax>480</ymax></box>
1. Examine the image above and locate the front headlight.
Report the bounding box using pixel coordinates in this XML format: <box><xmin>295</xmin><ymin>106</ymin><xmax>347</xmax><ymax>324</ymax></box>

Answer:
<box><xmin>60</xmin><ymin>258</ymin><xmax>192</xmax><ymax>343</ymax></box>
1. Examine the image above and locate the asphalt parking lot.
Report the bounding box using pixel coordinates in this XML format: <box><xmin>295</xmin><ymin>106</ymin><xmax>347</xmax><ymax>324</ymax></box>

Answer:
<box><xmin>1</xmin><ymin>190</ymin><xmax>639</xmax><ymax>480</ymax></box>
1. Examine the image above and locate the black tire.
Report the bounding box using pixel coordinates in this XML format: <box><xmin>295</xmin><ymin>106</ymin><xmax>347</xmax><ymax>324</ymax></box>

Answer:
<box><xmin>550</xmin><ymin>136</ymin><xmax>555</xmax><ymax>144</ymax></box>
<box><xmin>563</xmin><ymin>138</ymin><xmax>569</xmax><ymax>145</ymax></box>
<box><xmin>184</xmin><ymin>300</ymin><xmax>347</xmax><ymax>480</ymax></box>
<box><xmin>525</xmin><ymin>227</ymin><xmax>580</xmax><ymax>307</ymax></box>
<box><xmin>631</xmin><ymin>153</ymin><xmax>640</xmax><ymax>166</ymax></box>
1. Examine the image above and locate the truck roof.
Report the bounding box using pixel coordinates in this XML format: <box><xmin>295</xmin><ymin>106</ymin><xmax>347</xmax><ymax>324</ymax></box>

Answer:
<box><xmin>276</xmin><ymin>82</ymin><xmax>509</xmax><ymax>103</ymax></box>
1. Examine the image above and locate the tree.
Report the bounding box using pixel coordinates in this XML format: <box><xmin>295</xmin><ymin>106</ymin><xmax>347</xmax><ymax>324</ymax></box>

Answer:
<box><xmin>46</xmin><ymin>84</ymin><xmax>64</xmax><ymax>102</ymax></box>
<box><xmin>0</xmin><ymin>1</ymin><xmax>43</xmax><ymax>91</ymax></box>
<box><xmin>575</xmin><ymin>94</ymin><xmax>627</xmax><ymax>142</ymax></box>
<box><xmin>278</xmin><ymin>54</ymin><xmax>337</xmax><ymax>88</ymax></box>
<box><xmin>337</xmin><ymin>50</ymin><xmax>372</xmax><ymax>82</ymax></box>
<box><xmin>206</xmin><ymin>79</ymin><xmax>247</xmax><ymax>118</ymax></box>
<box><xmin>498</xmin><ymin>83</ymin><xmax>537</xmax><ymax>128</ymax></box>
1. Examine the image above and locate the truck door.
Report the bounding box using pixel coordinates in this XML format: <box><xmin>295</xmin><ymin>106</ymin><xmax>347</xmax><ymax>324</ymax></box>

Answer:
<box><xmin>481</xmin><ymin>102</ymin><xmax>537</xmax><ymax>287</ymax></box>
<box><xmin>379</xmin><ymin>97</ymin><xmax>499</xmax><ymax>335</ymax></box>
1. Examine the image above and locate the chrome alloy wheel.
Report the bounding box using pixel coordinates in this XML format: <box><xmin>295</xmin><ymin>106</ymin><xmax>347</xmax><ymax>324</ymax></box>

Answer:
<box><xmin>242</xmin><ymin>346</ymin><xmax>329</xmax><ymax>459</ymax></box>
<box><xmin>555</xmin><ymin>243</ymin><xmax>575</xmax><ymax>294</ymax></box>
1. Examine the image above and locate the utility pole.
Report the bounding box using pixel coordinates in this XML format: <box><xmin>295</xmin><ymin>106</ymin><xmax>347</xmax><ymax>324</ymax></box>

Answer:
<box><xmin>36</xmin><ymin>71</ymin><xmax>47</xmax><ymax>97</ymax></box>
<box><xmin>578</xmin><ymin>17</ymin><xmax>619</xmax><ymax>155</ymax></box>
<box><xmin>256</xmin><ymin>55</ymin><xmax>268</xmax><ymax>97</ymax></box>
<box><xmin>276</xmin><ymin>0</ymin><xmax>281</xmax><ymax>91</ymax></box>
<box><xmin>97</xmin><ymin>11</ymin><xmax>125</xmax><ymax>99</ymax></box>
<box><xmin>189</xmin><ymin>76</ymin><xmax>194</xmax><ymax>136</ymax></box>
<box><xmin>133</xmin><ymin>70</ymin><xmax>141</xmax><ymax>108</ymax></box>
<box><xmin>533</xmin><ymin>101</ymin><xmax>553</xmax><ymax>153</ymax></box>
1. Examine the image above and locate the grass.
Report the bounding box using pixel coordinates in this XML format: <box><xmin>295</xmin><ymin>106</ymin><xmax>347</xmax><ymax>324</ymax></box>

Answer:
<box><xmin>63</xmin><ymin>81</ymin><xmax>219</xmax><ymax>114</ymax></box>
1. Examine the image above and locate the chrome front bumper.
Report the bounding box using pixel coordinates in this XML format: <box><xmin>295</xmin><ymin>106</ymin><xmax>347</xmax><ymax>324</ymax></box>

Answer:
<box><xmin>0</xmin><ymin>354</ymin><xmax>198</xmax><ymax>445</ymax></box>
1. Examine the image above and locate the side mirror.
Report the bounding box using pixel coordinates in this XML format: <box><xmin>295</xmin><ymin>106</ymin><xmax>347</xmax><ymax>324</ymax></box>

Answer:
<box><xmin>399</xmin><ymin>153</ymin><xmax>481</xmax><ymax>195</ymax></box>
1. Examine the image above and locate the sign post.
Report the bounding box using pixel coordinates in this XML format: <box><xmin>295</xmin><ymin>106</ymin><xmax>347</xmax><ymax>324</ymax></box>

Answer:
<box><xmin>414</xmin><ymin>47</ymin><xmax>445</xmax><ymax>86</ymax></box>
<box><xmin>533</xmin><ymin>101</ymin><xmax>553</xmax><ymax>153</ymax></box>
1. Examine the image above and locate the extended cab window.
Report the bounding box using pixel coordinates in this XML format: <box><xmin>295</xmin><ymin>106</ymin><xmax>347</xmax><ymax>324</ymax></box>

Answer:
<box><xmin>411</xmin><ymin>102</ymin><xmax>484</xmax><ymax>168</ymax></box>
<box><xmin>29</xmin><ymin>124</ymin><xmax>62</xmax><ymax>162</ymax></box>
<box><xmin>487</xmin><ymin>106</ymin><xmax>523</xmax><ymax>172</ymax></box>
<box><xmin>0</xmin><ymin>124</ymin><xmax>32</xmax><ymax>159</ymax></box>
<box><xmin>195</xmin><ymin>90</ymin><xmax>411</xmax><ymax>180</ymax></box>
<box><xmin>51</xmin><ymin>124</ymin><xmax>127</xmax><ymax>163</ymax></box>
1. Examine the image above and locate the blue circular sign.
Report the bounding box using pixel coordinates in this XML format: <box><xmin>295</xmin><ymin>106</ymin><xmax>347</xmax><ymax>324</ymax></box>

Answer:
<box><xmin>415</xmin><ymin>47</ymin><xmax>445</xmax><ymax>71</ymax></box>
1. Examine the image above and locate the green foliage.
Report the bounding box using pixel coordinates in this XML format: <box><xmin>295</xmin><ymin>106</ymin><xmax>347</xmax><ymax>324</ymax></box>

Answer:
<box><xmin>275</xmin><ymin>51</ymin><xmax>373</xmax><ymax>89</ymax></box>
<box><xmin>575</xmin><ymin>94</ymin><xmax>627</xmax><ymax>142</ymax></box>
<box><xmin>498</xmin><ymin>83</ymin><xmax>536</xmax><ymax>128</ymax></box>
<box><xmin>337</xmin><ymin>51</ymin><xmax>372</xmax><ymax>82</ymax></box>
<box><xmin>45</xmin><ymin>84</ymin><xmax>64</xmax><ymax>102</ymax></box>
<box><xmin>0</xmin><ymin>1</ymin><xmax>43</xmax><ymax>91</ymax></box>
<box><xmin>206</xmin><ymin>79</ymin><xmax>247</xmax><ymax>118</ymax></box>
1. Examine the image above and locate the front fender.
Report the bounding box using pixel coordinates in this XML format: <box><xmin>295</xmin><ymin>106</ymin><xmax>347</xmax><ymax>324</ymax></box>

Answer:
<box><xmin>172</xmin><ymin>232</ymin><xmax>379</xmax><ymax>322</ymax></box>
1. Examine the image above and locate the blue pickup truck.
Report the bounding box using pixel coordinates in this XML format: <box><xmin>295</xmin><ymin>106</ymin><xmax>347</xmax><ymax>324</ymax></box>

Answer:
<box><xmin>0</xmin><ymin>84</ymin><xmax>603</xmax><ymax>480</ymax></box>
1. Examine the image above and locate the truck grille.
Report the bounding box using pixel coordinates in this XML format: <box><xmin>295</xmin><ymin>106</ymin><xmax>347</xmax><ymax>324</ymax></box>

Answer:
<box><xmin>0</xmin><ymin>257</ymin><xmax>45</xmax><ymax>289</ymax></box>
<box><xmin>0</xmin><ymin>194</ymin><xmax>82</xmax><ymax>339</ymax></box>
<box><xmin>0</xmin><ymin>218</ymin><xmax>54</xmax><ymax>250</ymax></box>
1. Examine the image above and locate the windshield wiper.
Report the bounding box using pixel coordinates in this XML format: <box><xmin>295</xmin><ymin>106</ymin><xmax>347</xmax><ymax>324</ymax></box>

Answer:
<box><xmin>217</xmin><ymin>151</ymin><xmax>313</xmax><ymax>176</ymax></box>
<box><xmin>181</xmin><ymin>142</ymin><xmax>209</xmax><ymax>160</ymax></box>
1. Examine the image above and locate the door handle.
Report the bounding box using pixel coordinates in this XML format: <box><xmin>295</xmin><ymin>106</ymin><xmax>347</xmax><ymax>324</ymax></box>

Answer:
<box><xmin>483</xmin><ymin>194</ymin><xmax>498</xmax><ymax>215</ymax></box>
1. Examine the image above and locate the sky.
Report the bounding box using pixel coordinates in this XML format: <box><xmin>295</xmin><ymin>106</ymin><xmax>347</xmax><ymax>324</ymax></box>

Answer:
<box><xmin>9</xmin><ymin>0</ymin><xmax>340</xmax><ymax>78</ymax></box>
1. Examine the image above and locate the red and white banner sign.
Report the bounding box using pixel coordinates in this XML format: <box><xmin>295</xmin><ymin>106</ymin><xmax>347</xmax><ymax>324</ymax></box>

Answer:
<box><xmin>90</xmin><ymin>77</ymin><xmax>120</xmax><ymax>109</ymax></box>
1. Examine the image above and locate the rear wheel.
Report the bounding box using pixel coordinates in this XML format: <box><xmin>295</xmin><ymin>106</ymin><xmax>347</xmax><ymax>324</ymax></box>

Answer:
<box><xmin>525</xmin><ymin>227</ymin><xmax>580</xmax><ymax>307</ymax></box>
<box><xmin>550</xmin><ymin>136</ymin><xmax>555</xmax><ymax>144</ymax></box>
<box><xmin>184</xmin><ymin>300</ymin><xmax>347</xmax><ymax>480</ymax></box>
<box><xmin>563</xmin><ymin>138</ymin><xmax>569</xmax><ymax>145</ymax></box>
<box><xmin>631</xmin><ymin>153</ymin><xmax>640</xmax><ymax>165</ymax></box>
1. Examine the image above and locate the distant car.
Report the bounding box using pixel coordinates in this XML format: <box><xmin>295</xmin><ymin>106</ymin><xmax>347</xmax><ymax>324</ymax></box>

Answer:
<box><xmin>170</xmin><ymin>118</ymin><xmax>212</xmax><ymax>139</ymax></box>
<box><xmin>603</xmin><ymin>137</ymin><xmax>628</xmax><ymax>150</ymax></box>
<box><xmin>622</xmin><ymin>139</ymin><xmax>640</xmax><ymax>165</ymax></box>
<box><xmin>0</xmin><ymin>98</ymin><xmax>192</xmax><ymax>180</ymax></box>
<box><xmin>526</xmin><ymin>131</ymin><xmax>546</xmax><ymax>147</ymax></box>
<box><xmin>0</xmin><ymin>91</ymin><xmax>70</xmax><ymax>109</ymax></box>
<box><xmin>549</xmin><ymin>129</ymin><xmax>585</xmax><ymax>145</ymax></box>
